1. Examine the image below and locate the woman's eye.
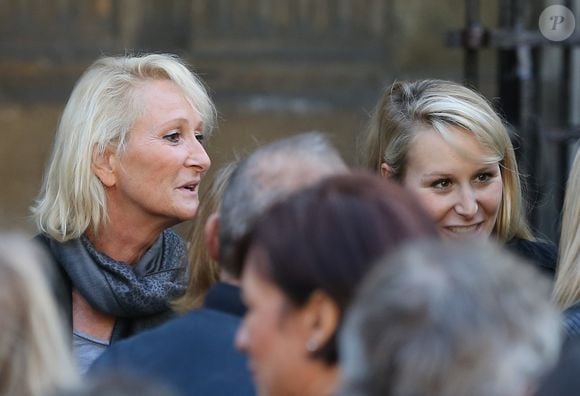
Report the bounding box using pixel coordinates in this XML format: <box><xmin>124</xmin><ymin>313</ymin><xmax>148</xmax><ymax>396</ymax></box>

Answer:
<box><xmin>163</xmin><ymin>132</ymin><xmax>181</xmax><ymax>143</ymax></box>
<box><xmin>475</xmin><ymin>173</ymin><xmax>492</xmax><ymax>183</ymax></box>
<box><xmin>195</xmin><ymin>133</ymin><xmax>204</xmax><ymax>142</ymax></box>
<box><xmin>432</xmin><ymin>179</ymin><xmax>451</xmax><ymax>189</ymax></box>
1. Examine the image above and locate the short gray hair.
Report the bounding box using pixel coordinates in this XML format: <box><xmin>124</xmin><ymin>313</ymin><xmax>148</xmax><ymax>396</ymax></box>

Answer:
<box><xmin>340</xmin><ymin>240</ymin><xmax>561</xmax><ymax>396</ymax></box>
<box><xmin>32</xmin><ymin>53</ymin><xmax>216</xmax><ymax>241</ymax></box>
<box><xmin>219</xmin><ymin>132</ymin><xmax>348</xmax><ymax>277</ymax></box>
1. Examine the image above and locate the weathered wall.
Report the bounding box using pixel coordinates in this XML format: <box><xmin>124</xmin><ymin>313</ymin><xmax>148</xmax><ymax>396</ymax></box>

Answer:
<box><xmin>1</xmin><ymin>0</ymin><xmax>572</xmax><ymax>241</ymax></box>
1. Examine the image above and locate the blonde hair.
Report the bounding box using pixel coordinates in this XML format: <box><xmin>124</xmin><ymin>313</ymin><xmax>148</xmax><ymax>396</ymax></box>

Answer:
<box><xmin>172</xmin><ymin>162</ymin><xmax>238</xmax><ymax>313</ymax></box>
<box><xmin>0</xmin><ymin>233</ymin><xmax>79</xmax><ymax>396</ymax></box>
<box><xmin>32</xmin><ymin>53</ymin><xmax>216</xmax><ymax>242</ymax></box>
<box><xmin>361</xmin><ymin>79</ymin><xmax>532</xmax><ymax>242</ymax></box>
<box><xmin>553</xmin><ymin>146</ymin><xmax>580</xmax><ymax>309</ymax></box>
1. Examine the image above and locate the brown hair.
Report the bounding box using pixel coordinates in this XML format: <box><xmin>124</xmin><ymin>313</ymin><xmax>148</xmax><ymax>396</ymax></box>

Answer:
<box><xmin>237</xmin><ymin>172</ymin><xmax>438</xmax><ymax>364</ymax></box>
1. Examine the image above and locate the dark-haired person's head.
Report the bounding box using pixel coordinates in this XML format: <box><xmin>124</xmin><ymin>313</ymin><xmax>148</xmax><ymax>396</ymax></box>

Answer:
<box><xmin>235</xmin><ymin>172</ymin><xmax>437</xmax><ymax>396</ymax></box>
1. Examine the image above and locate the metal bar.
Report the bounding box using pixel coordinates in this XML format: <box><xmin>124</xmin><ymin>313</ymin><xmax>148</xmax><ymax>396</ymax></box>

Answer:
<box><xmin>557</xmin><ymin>0</ymin><xmax>574</xmax><ymax>211</ymax></box>
<box><xmin>447</xmin><ymin>28</ymin><xmax>580</xmax><ymax>49</ymax></box>
<box><xmin>515</xmin><ymin>0</ymin><xmax>541</xmax><ymax>228</ymax></box>
<box><xmin>464</xmin><ymin>0</ymin><xmax>480</xmax><ymax>87</ymax></box>
<box><xmin>488</xmin><ymin>30</ymin><xmax>580</xmax><ymax>48</ymax></box>
<box><xmin>495</xmin><ymin>0</ymin><xmax>541</xmax><ymax>227</ymax></box>
<box><xmin>445</xmin><ymin>0</ymin><xmax>577</xmax><ymax>240</ymax></box>
<box><xmin>497</xmin><ymin>0</ymin><xmax>519</xmax><ymax>127</ymax></box>
<box><xmin>542</xmin><ymin>127</ymin><xmax>580</xmax><ymax>142</ymax></box>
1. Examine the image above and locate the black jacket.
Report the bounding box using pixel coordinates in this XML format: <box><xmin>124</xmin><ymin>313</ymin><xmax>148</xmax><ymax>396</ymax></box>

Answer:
<box><xmin>563</xmin><ymin>303</ymin><xmax>580</xmax><ymax>338</ymax></box>
<box><xmin>506</xmin><ymin>237</ymin><xmax>558</xmax><ymax>277</ymax></box>
<box><xmin>90</xmin><ymin>282</ymin><xmax>256</xmax><ymax>396</ymax></box>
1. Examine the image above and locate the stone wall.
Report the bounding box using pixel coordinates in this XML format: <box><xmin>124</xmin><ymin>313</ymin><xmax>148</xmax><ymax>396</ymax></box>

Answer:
<box><xmin>0</xmin><ymin>0</ymin><xmax>573</xmax><ymax>241</ymax></box>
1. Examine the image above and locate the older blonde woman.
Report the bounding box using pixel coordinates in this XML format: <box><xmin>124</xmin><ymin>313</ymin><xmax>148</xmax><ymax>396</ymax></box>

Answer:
<box><xmin>360</xmin><ymin>79</ymin><xmax>557</xmax><ymax>274</ymax></box>
<box><xmin>31</xmin><ymin>53</ymin><xmax>215</xmax><ymax>372</ymax></box>
<box><xmin>0</xmin><ymin>233</ymin><xmax>79</xmax><ymax>396</ymax></box>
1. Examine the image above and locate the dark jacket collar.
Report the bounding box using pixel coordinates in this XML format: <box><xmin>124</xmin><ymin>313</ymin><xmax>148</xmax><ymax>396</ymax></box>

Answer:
<box><xmin>204</xmin><ymin>282</ymin><xmax>247</xmax><ymax>317</ymax></box>
<box><xmin>506</xmin><ymin>237</ymin><xmax>557</xmax><ymax>277</ymax></box>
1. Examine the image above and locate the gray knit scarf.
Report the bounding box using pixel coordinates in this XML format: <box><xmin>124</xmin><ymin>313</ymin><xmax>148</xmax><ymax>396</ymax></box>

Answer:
<box><xmin>48</xmin><ymin>229</ymin><xmax>186</xmax><ymax>335</ymax></box>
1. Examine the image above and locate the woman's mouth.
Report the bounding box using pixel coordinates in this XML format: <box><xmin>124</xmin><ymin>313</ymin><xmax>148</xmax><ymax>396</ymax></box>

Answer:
<box><xmin>442</xmin><ymin>222</ymin><xmax>484</xmax><ymax>238</ymax></box>
<box><xmin>179</xmin><ymin>182</ymin><xmax>198</xmax><ymax>194</ymax></box>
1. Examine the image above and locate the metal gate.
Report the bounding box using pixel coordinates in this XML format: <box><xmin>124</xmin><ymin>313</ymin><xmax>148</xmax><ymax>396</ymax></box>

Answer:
<box><xmin>447</xmin><ymin>0</ymin><xmax>580</xmax><ymax>241</ymax></box>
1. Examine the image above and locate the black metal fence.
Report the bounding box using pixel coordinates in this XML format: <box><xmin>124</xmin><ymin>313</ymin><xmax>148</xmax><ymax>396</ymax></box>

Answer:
<box><xmin>448</xmin><ymin>0</ymin><xmax>580</xmax><ymax>240</ymax></box>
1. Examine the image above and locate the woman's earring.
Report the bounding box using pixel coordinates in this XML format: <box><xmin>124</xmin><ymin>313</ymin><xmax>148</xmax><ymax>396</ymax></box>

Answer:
<box><xmin>306</xmin><ymin>339</ymin><xmax>319</xmax><ymax>353</ymax></box>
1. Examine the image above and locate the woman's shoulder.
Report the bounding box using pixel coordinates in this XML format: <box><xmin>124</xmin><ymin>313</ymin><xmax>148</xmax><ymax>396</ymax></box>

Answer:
<box><xmin>564</xmin><ymin>302</ymin><xmax>580</xmax><ymax>338</ymax></box>
<box><xmin>505</xmin><ymin>237</ymin><xmax>558</xmax><ymax>277</ymax></box>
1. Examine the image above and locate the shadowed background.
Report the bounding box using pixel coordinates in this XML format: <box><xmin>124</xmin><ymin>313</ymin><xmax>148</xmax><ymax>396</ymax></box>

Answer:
<box><xmin>0</xmin><ymin>0</ymin><xmax>576</xmax><ymax>241</ymax></box>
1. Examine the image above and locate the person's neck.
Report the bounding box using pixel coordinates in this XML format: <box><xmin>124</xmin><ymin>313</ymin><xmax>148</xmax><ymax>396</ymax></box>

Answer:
<box><xmin>219</xmin><ymin>270</ymin><xmax>240</xmax><ymax>287</ymax></box>
<box><xmin>302</xmin><ymin>363</ymin><xmax>339</xmax><ymax>396</ymax></box>
<box><xmin>86</xmin><ymin>224</ymin><xmax>165</xmax><ymax>265</ymax></box>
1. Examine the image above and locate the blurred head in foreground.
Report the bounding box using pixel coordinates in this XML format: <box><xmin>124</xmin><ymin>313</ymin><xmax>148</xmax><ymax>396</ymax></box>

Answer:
<box><xmin>0</xmin><ymin>233</ymin><xmax>78</xmax><ymax>396</ymax></box>
<box><xmin>339</xmin><ymin>240</ymin><xmax>561</xmax><ymax>396</ymax></box>
<box><xmin>235</xmin><ymin>172</ymin><xmax>437</xmax><ymax>396</ymax></box>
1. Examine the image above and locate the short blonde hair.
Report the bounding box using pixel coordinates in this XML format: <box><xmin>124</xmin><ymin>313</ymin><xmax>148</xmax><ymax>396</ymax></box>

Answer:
<box><xmin>0</xmin><ymin>232</ymin><xmax>79</xmax><ymax>395</ymax></box>
<box><xmin>32</xmin><ymin>54</ymin><xmax>216</xmax><ymax>242</ymax></box>
<box><xmin>553</xmin><ymin>146</ymin><xmax>580</xmax><ymax>309</ymax></box>
<box><xmin>360</xmin><ymin>79</ymin><xmax>532</xmax><ymax>242</ymax></box>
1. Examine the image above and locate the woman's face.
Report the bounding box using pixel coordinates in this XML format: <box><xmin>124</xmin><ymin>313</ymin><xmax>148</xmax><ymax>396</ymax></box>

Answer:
<box><xmin>236</xmin><ymin>248</ymin><xmax>321</xmax><ymax>396</ymax></box>
<box><xmin>106</xmin><ymin>79</ymin><xmax>211</xmax><ymax>228</ymax></box>
<box><xmin>399</xmin><ymin>127</ymin><xmax>503</xmax><ymax>240</ymax></box>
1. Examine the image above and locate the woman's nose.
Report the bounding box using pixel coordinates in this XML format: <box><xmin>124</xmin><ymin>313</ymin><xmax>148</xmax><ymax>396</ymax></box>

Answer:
<box><xmin>454</xmin><ymin>187</ymin><xmax>478</xmax><ymax>217</ymax></box>
<box><xmin>185</xmin><ymin>138</ymin><xmax>211</xmax><ymax>172</ymax></box>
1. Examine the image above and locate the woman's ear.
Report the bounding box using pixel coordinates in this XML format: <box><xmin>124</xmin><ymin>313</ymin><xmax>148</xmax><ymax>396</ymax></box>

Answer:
<box><xmin>380</xmin><ymin>162</ymin><xmax>394</xmax><ymax>178</ymax></box>
<box><xmin>204</xmin><ymin>212</ymin><xmax>220</xmax><ymax>261</ymax></box>
<box><xmin>302</xmin><ymin>290</ymin><xmax>340</xmax><ymax>354</ymax></box>
<box><xmin>92</xmin><ymin>146</ymin><xmax>118</xmax><ymax>187</ymax></box>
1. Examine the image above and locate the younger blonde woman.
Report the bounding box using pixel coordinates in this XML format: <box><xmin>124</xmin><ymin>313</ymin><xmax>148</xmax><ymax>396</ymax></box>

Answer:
<box><xmin>361</xmin><ymin>79</ymin><xmax>557</xmax><ymax>274</ymax></box>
